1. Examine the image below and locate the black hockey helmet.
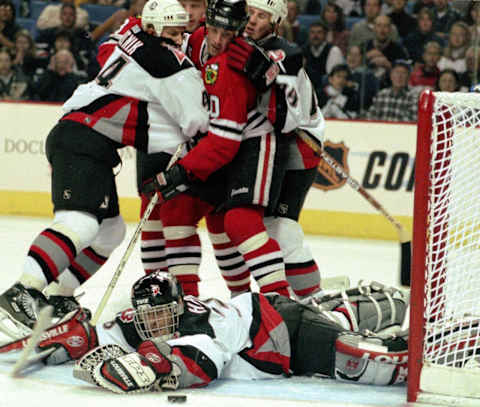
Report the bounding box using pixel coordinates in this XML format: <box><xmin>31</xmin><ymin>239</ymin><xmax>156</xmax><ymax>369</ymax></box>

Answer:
<box><xmin>206</xmin><ymin>0</ymin><xmax>248</xmax><ymax>32</ymax></box>
<box><xmin>131</xmin><ymin>271</ymin><xmax>184</xmax><ymax>341</ymax></box>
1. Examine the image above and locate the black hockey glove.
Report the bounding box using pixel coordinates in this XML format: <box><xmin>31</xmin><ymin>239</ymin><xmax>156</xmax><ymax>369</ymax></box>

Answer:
<box><xmin>141</xmin><ymin>164</ymin><xmax>190</xmax><ymax>203</ymax></box>
<box><xmin>227</xmin><ymin>37</ymin><xmax>280</xmax><ymax>93</ymax></box>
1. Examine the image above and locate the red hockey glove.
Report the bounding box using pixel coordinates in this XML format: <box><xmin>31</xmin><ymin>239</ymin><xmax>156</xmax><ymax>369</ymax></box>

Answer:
<box><xmin>141</xmin><ymin>164</ymin><xmax>190</xmax><ymax>203</ymax></box>
<box><xmin>227</xmin><ymin>37</ymin><xmax>280</xmax><ymax>93</ymax></box>
<box><xmin>37</xmin><ymin>308</ymin><xmax>98</xmax><ymax>365</ymax></box>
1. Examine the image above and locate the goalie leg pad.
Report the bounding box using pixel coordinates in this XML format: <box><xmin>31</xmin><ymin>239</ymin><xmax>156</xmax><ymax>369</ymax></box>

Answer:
<box><xmin>334</xmin><ymin>332</ymin><xmax>408</xmax><ymax>386</ymax></box>
<box><xmin>93</xmin><ymin>352</ymin><xmax>158</xmax><ymax>394</ymax></box>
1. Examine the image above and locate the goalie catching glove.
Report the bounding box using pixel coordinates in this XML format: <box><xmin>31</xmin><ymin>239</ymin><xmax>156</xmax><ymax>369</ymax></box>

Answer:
<box><xmin>75</xmin><ymin>339</ymin><xmax>181</xmax><ymax>394</ymax></box>
<box><xmin>227</xmin><ymin>37</ymin><xmax>280</xmax><ymax>93</ymax></box>
<box><xmin>141</xmin><ymin>164</ymin><xmax>191</xmax><ymax>203</ymax></box>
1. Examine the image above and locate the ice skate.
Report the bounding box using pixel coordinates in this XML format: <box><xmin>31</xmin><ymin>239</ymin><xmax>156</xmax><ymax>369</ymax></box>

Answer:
<box><xmin>0</xmin><ymin>283</ymin><xmax>48</xmax><ymax>339</ymax></box>
<box><xmin>47</xmin><ymin>294</ymin><xmax>91</xmax><ymax>320</ymax></box>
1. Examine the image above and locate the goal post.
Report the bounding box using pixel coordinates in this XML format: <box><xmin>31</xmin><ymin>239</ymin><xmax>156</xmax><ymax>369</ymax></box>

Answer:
<box><xmin>408</xmin><ymin>90</ymin><xmax>480</xmax><ymax>404</ymax></box>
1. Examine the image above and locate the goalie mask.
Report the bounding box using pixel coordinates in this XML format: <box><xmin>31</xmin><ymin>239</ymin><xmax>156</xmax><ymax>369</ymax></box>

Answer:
<box><xmin>206</xmin><ymin>0</ymin><xmax>248</xmax><ymax>32</ymax></box>
<box><xmin>131</xmin><ymin>271</ymin><xmax>184</xmax><ymax>341</ymax></box>
<box><xmin>141</xmin><ymin>0</ymin><xmax>189</xmax><ymax>36</ymax></box>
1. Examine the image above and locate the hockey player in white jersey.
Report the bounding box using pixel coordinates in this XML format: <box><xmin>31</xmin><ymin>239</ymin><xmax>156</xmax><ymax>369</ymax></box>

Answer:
<box><xmin>0</xmin><ymin>0</ymin><xmax>209</xmax><ymax>339</ymax></box>
<box><xmin>0</xmin><ymin>271</ymin><xmax>409</xmax><ymax>392</ymax></box>
<box><xmin>223</xmin><ymin>0</ymin><xmax>326</xmax><ymax>300</ymax></box>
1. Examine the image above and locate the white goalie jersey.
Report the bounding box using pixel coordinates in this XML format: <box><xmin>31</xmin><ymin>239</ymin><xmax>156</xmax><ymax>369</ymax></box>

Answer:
<box><xmin>62</xmin><ymin>23</ymin><xmax>209</xmax><ymax>155</ymax></box>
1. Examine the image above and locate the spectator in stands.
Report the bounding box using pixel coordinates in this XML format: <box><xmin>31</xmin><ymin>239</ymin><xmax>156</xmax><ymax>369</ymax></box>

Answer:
<box><xmin>435</xmin><ymin>68</ymin><xmax>459</xmax><ymax>92</ymax></box>
<box><xmin>409</xmin><ymin>41</ymin><xmax>441</xmax><ymax>91</ymax></box>
<box><xmin>364</xmin><ymin>15</ymin><xmax>409</xmax><ymax>86</ymax></box>
<box><xmin>90</xmin><ymin>0</ymin><xmax>147</xmax><ymax>43</ymax></box>
<box><xmin>303</xmin><ymin>0</ymin><xmax>327</xmax><ymax>15</ymax></box>
<box><xmin>437</xmin><ymin>21</ymin><xmax>469</xmax><ymax>75</ymax></box>
<box><xmin>0</xmin><ymin>47</ymin><xmax>31</xmax><ymax>100</ymax></box>
<box><xmin>0</xmin><ymin>0</ymin><xmax>20</xmax><ymax>49</ymax></box>
<box><xmin>302</xmin><ymin>20</ymin><xmax>344</xmax><ymax>95</ymax></box>
<box><xmin>317</xmin><ymin>63</ymin><xmax>360</xmax><ymax>118</ymax></box>
<box><xmin>348</xmin><ymin>0</ymin><xmax>399</xmax><ymax>48</ymax></box>
<box><xmin>346</xmin><ymin>44</ymin><xmax>379</xmax><ymax>114</ymax></box>
<box><xmin>412</xmin><ymin>0</ymin><xmax>434</xmax><ymax>15</ymax></box>
<box><xmin>388</xmin><ymin>0</ymin><xmax>416</xmax><ymax>39</ymax></box>
<box><xmin>403</xmin><ymin>7</ymin><xmax>444</xmax><ymax>65</ymax></box>
<box><xmin>321</xmin><ymin>1</ymin><xmax>349</xmax><ymax>55</ymax></box>
<box><xmin>464</xmin><ymin>2</ymin><xmax>480</xmax><ymax>47</ymax></box>
<box><xmin>37</xmin><ymin>0</ymin><xmax>89</xmax><ymax>31</ymax></box>
<box><xmin>33</xmin><ymin>49</ymin><xmax>84</xmax><ymax>102</ymax></box>
<box><xmin>367</xmin><ymin>60</ymin><xmax>418</xmax><ymax>122</ymax></box>
<box><xmin>335</xmin><ymin>0</ymin><xmax>363</xmax><ymax>17</ymax></box>
<box><xmin>278</xmin><ymin>1</ymin><xmax>308</xmax><ymax>46</ymax></box>
<box><xmin>432</xmin><ymin>0</ymin><xmax>461</xmax><ymax>39</ymax></box>
<box><xmin>12</xmin><ymin>29</ymin><xmax>44</xmax><ymax>81</ymax></box>
<box><xmin>36</xmin><ymin>5</ymin><xmax>96</xmax><ymax>79</ymax></box>
<box><xmin>458</xmin><ymin>47</ymin><xmax>480</xmax><ymax>92</ymax></box>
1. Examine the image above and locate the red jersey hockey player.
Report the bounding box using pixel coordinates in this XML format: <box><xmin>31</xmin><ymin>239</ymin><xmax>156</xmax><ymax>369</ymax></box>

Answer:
<box><xmin>224</xmin><ymin>0</ymin><xmax>327</xmax><ymax>301</ymax></box>
<box><xmin>142</xmin><ymin>0</ymin><xmax>293</xmax><ymax>298</ymax></box>
<box><xmin>0</xmin><ymin>0</ymin><xmax>209</xmax><ymax>339</ymax></box>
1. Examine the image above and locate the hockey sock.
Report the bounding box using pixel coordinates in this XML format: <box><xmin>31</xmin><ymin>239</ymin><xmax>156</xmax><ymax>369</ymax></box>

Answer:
<box><xmin>206</xmin><ymin>212</ymin><xmax>251</xmax><ymax>296</ymax></box>
<box><xmin>224</xmin><ymin>206</ymin><xmax>290</xmax><ymax>297</ymax></box>
<box><xmin>140</xmin><ymin>196</ymin><xmax>167</xmax><ymax>274</ymax></box>
<box><xmin>160</xmin><ymin>195</ymin><xmax>213</xmax><ymax>297</ymax></box>
<box><xmin>20</xmin><ymin>211</ymin><xmax>99</xmax><ymax>291</ymax></box>
<box><xmin>265</xmin><ymin>217</ymin><xmax>321</xmax><ymax>298</ymax></box>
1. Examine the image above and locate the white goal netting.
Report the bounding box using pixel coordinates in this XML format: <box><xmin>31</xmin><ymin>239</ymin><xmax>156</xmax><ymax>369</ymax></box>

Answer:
<box><xmin>418</xmin><ymin>92</ymin><xmax>480</xmax><ymax>402</ymax></box>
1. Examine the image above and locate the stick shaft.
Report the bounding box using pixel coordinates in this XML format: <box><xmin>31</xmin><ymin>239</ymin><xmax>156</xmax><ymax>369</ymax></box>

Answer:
<box><xmin>91</xmin><ymin>144</ymin><xmax>184</xmax><ymax>326</ymax></box>
<box><xmin>298</xmin><ymin>131</ymin><xmax>409</xmax><ymax>242</ymax></box>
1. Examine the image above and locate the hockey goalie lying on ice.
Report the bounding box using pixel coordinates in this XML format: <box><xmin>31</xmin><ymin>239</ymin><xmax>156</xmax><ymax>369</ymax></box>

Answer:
<box><xmin>0</xmin><ymin>271</ymin><xmax>409</xmax><ymax>393</ymax></box>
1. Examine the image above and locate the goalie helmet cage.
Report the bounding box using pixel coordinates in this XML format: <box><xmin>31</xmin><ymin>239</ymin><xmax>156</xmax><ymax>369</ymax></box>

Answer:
<box><xmin>408</xmin><ymin>90</ymin><xmax>480</xmax><ymax>405</ymax></box>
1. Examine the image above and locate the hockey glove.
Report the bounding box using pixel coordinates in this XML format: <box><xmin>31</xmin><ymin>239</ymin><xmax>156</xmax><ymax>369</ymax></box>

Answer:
<box><xmin>141</xmin><ymin>164</ymin><xmax>190</xmax><ymax>203</ymax></box>
<box><xmin>90</xmin><ymin>340</ymin><xmax>177</xmax><ymax>394</ymax></box>
<box><xmin>37</xmin><ymin>308</ymin><xmax>98</xmax><ymax>365</ymax></box>
<box><xmin>227</xmin><ymin>37</ymin><xmax>280</xmax><ymax>93</ymax></box>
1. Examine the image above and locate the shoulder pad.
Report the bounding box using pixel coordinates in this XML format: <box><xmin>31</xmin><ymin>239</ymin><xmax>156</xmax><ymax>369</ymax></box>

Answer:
<box><xmin>132</xmin><ymin>32</ymin><xmax>195</xmax><ymax>78</ymax></box>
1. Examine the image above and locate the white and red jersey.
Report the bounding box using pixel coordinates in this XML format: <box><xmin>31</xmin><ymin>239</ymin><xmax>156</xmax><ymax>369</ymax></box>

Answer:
<box><xmin>178</xmin><ymin>27</ymin><xmax>274</xmax><ymax>181</ymax></box>
<box><xmin>96</xmin><ymin>293</ymin><xmax>291</xmax><ymax>387</ymax></box>
<box><xmin>61</xmin><ymin>22</ymin><xmax>209</xmax><ymax>155</ymax></box>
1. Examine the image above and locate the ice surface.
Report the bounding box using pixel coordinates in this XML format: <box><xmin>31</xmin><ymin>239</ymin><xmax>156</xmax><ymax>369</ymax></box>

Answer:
<box><xmin>0</xmin><ymin>216</ymin><xmax>418</xmax><ymax>407</ymax></box>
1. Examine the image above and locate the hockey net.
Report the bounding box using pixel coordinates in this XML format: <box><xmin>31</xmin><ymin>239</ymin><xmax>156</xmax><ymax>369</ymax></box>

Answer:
<box><xmin>408</xmin><ymin>90</ymin><xmax>480</xmax><ymax>405</ymax></box>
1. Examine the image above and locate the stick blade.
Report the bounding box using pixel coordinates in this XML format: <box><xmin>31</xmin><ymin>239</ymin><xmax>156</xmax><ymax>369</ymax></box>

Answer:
<box><xmin>10</xmin><ymin>305</ymin><xmax>54</xmax><ymax>377</ymax></box>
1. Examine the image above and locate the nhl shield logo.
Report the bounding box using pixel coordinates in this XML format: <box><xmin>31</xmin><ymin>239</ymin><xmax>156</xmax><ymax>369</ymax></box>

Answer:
<box><xmin>313</xmin><ymin>140</ymin><xmax>349</xmax><ymax>191</ymax></box>
<box><xmin>205</xmin><ymin>64</ymin><xmax>218</xmax><ymax>85</ymax></box>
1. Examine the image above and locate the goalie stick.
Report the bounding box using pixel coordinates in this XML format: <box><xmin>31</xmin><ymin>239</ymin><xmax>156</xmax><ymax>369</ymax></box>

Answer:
<box><xmin>9</xmin><ymin>305</ymin><xmax>54</xmax><ymax>377</ymax></box>
<box><xmin>91</xmin><ymin>143</ymin><xmax>185</xmax><ymax>326</ymax></box>
<box><xmin>297</xmin><ymin>130</ymin><xmax>412</xmax><ymax>287</ymax></box>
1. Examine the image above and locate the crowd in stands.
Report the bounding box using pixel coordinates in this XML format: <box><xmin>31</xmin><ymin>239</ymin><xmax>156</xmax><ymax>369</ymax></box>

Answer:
<box><xmin>0</xmin><ymin>0</ymin><xmax>479</xmax><ymax>122</ymax></box>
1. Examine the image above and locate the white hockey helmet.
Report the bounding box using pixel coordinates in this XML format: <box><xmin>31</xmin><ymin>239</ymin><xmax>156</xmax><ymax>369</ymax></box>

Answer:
<box><xmin>247</xmin><ymin>0</ymin><xmax>287</xmax><ymax>25</ymax></box>
<box><xmin>141</xmin><ymin>0</ymin><xmax>189</xmax><ymax>36</ymax></box>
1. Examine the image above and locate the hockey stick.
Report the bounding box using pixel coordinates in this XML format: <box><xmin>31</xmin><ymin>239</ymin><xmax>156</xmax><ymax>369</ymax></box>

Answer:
<box><xmin>297</xmin><ymin>130</ymin><xmax>411</xmax><ymax>287</ymax></box>
<box><xmin>91</xmin><ymin>144</ymin><xmax>185</xmax><ymax>326</ymax></box>
<box><xmin>10</xmin><ymin>305</ymin><xmax>54</xmax><ymax>377</ymax></box>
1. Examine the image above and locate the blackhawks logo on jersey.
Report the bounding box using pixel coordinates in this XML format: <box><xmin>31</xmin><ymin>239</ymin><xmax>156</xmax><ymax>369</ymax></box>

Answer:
<box><xmin>205</xmin><ymin>64</ymin><xmax>219</xmax><ymax>85</ymax></box>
